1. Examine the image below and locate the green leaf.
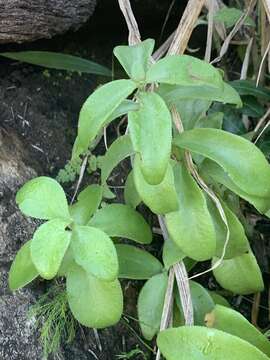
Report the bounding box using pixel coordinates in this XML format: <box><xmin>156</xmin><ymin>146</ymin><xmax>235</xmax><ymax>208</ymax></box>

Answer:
<box><xmin>57</xmin><ymin>246</ymin><xmax>75</xmax><ymax>277</ymax></box>
<box><xmin>69</xmin><ymin>185</ymin><xmax>102</xmax><ymax>225</ymax></box>
<box><xmin>206</xmin><ymin>305</ymin><xmax>270</xmax><ymax>357</ymax></box>
<box><xmin>133</xmin><ymin>156</ymin><xmax>178</xmax><ymax>214</ymax></box>
<box><xmin>100</xmin><ymin>135</ymin><xmax>134</xmax><ymax>185</ymax></box>
<box><xmin>67</xmin><ymin>265</ymin><xmax>123</xmax><ymax>328</ymax></box>
<box><xmin>175</xmin><ymin>281</ymin><xmax>215</xmax><ymax>326</ymax></box>
<box><xmin>9</xmin><ymin>241</ymin><xmax>39</xmax><ymax>290</ymax></box>
<box><xmin>230</xmin><ymin>80</ymin><xmax>270</xmax><ymax>100</ymax></box>
<box><xmin>162</xmin><ymin>237</ymin><xmax>185</xmax><ymax>269</ymax></box>
<box><xmin>146</xmin><ymin>55</ymin><xmax>223</xmax><ymax>89</ymax></box>
<box><xmin>138</xmin><ymin>273</ymin><xmax>168</xmax><ymax>340</ymax></box>
<box><xmin>102</xmin><ymin>183</ymin><xmax>116</xmax><ymax>199</ymax></box>
<box><xmin>31</xmin><ymin>219</ymin><xmax>71</xmax><ymax>279</ymax></box>
<box><xmin>165</xmin><ymin>163</ymin><xmax>216</xmax><ymax>261</ymax></box>
<box><xmin>16</xmin><ymin>176</ymin><xmax>70</xmax><ymax>221</ymax></box>
<box><xmin>174</xmin><ymin>128</ymin><xmax>270</xmax><ymax>198</ymax></box>
<box><xmin>128</xmin><ymin>91</ymin><xmax>172</xmax><ymax>184</ymax></box>
<box><xmin>114</xmin><ymin>39</ymin><xmax>155</xmax><ymax>81</ymax></box>
<box><xmin>214</xmin><ymin>7</ymin><xmax>255</xmax><ymax>28</ymax></box>
<box><xmin>213</xmin><ymin>250</ymin><xmax>264</xmax><ymax>295</ymax></box>
<box><xmin>124</xmin><ymin>170</ymin><xmax>141</xmax><ymax>208</ymax></box>
<box><xmin>209</xmin><ymin>292</ymin><xmax>230</xmax><ymax>307</ymax></box>
<box><xmin>88</xmin><ymin>204</ymin><xmax>152</xmax><ymax>244</ymax></box>
<box><xmin>222</xmin><ymin>108</ymin><xmax>246</xmax><ymax>135</ymax></box>
<box><xmin>201</xmin><ymin>159</ymin><xmax>270</xmax><ymax>214</ymax></box>
<box><xmin>157</xmin><ymin>326</ymin><xmax>269</xmax><ymax>360</ymax></box>
<box><xmin>190</xmin><ymin>281</ymin><xmax>215</xmax><ymax>325</ymax></box>
<box><xmin>195</xmin><ymin>112</ymin><xmax>223</xmax><ymax>130</ymax></box>
<box><xmin>0</xmin><ymin>51</ymin><xmax>111</xmax><ymax>76</ymax></box>
<box><xmin>106</xmin><ymin>99</ymin><xmax>139</xmax><ymax>123</ymax></box>
<box><xmin>206</xmin><ymin>197</ymin><xmax>249</xmax><ymax>259</ymax></box>
<box><xmin>71</xmin><ymin>226</ymin><xmax>118</xmax><ymax>281</ymax></box>
<box><xmin>242</xmin><ymin>96</ymin><xmax>265</xmax><ymax>118</ymax></box>
<box><xmin>72</xmin><ymin>79</ymin><xmax>136</xmax><ymax>158</ymax></box>
<box><xmin>115</xmin><ymin>244</ymin><xmax>163</xmax><ymax>279</ymax></box>
<box><xmin>158</xmin><ymin>82</ymin><xmax>242</xmax><ymax>107</ymax></box>
<box><xmin>174</xmin><ymin>99</ymin><xmax>211</xmax><ymax>130</ymax></box>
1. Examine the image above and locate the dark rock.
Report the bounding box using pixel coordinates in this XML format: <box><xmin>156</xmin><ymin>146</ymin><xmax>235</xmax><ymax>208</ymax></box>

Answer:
<box><xmin>0</xmin><ymin>129</ymin><xmax>38</xmax><ymax>262</ymax></box>
<box><xmin>0</xmin><ymin>0</ymin><xmax>97</xmax><ymax>44</ymax></box>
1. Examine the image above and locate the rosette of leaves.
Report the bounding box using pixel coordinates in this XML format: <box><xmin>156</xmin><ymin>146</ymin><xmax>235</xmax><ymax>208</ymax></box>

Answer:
<box><xmin>9</xmin><ymin>177</ymin><xmax>153</xmax><ymax>328</ymax></box>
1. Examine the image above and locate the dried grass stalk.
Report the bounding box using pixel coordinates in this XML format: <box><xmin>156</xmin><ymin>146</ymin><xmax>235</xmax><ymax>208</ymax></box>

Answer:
<box><xmin>205</xmin><ymin>0</ymin><xmax>215</xmax><ymax>62</ymax></box>
<box><xmin>168</xmin><ymin>0</ymin><xmax>206</xmax><ymax>55</ymax></box>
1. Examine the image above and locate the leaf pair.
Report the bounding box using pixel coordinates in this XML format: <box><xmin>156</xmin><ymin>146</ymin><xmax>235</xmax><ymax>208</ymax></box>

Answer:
<box><xmin>12</xmin><ymin>177</ymin><xmax>73</xmax><ymax>282</ymax></box>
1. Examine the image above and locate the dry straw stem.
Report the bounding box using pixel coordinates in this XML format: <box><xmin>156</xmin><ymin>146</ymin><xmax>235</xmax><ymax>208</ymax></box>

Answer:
<box><xmin>254</xmin><ymin>107</ymin><xmax>270</xmax><ymax>144</ymax></box>
<box><xmin>241</xmin><ymin>37</ymin><xmax>254</xmax><ymax>79</ymax></box>
<box><xmin>262</xmin><ymin>0</ymin><xmax>270</xmax><ymax>22</ymax></box>
<box><xmin>256</xmin><ymin>39</ymin><xmax>270</xmax><ymax>85</ymax></box>
<box><xmin>205</xmin><ymin>0</ymin><xmax>215</xmax><ymax>62</ymax></box>
<box><xmin>173</xmin><ymin>262</ymin><xmax>194</xmax><ymax>325</ymax></box>
<box><xmin>211</xmin><ymin>0</ymin><xmax>257</xmax><ymax>64</ymax></box>
<box><xmin>205</xmin><ymin>0</ymin><xmax>226</xmax><ymax>40</ymax></box>
<box><xmin>118</xmin><ymin>0</ymin><xmax>141</xmax><ymax>45</ymax></box>
<box><xmin>241</xmin><ymin>37</ymin><xmax>253</xmax><ymax>129</ymax></box>
<box><xmin>167</xmin><ymin>0</ymin><xmax>206</xmax><ymax>55</ymax></box>
<box><xmin>261</xmin><ymin>0</ymin><xmax>270</xmax><ymax>76</ymax></box>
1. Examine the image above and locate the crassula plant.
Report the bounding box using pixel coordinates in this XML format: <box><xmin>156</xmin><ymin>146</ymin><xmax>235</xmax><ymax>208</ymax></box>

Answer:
<box><xmin>9</xmin><ymin>39</ymin><xmax>270</xmax><ymax>359</ymax></box>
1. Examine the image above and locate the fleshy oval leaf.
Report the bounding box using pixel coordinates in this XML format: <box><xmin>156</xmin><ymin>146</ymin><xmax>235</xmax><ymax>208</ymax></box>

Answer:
<box><xmin>207</xmin><ymin>197</ymin><xmax>249</xmax><ymax>259</ymax></box>
<box><xmin>162</xmin><ymin>237</ymin><xmax>185</xmax><ymax>270</ymax></box>
<box><xmin>88</xmin><ymin>204</ymin><xmax>152</xmax><ymax>244</ymax></box>
<box><xmin>174</xmin><ymin>128</ymin><xmax>270</xmax><ymax>198</ymax></box>
<box><xmin>165</xmin><ymin>163</ymin><xmax>216</xmax><ymax>261</ymax></box>
<box><xmin>100</xmin><ymin>135</ymin><xmax>134</xmax><ymax>185</ymax></box>
<box><xmin>69</xmin><ymin>184</ymin><xmax>102</xmax><ymax>225</ymax></box>
<box><xmin>67</xmin><ymin>265</ymin><xmax>123</xmax><ymax>328</ymax></box>
<box><xmin>128</xmin><ymin>91</ymin><xmax>172</xmax><ymax>185</ymax></box>
<box><xmin>133</xmin><ymin>156</ymin><xmax>178</xmax><ymax>214</ymax></box>
<box><xmin>124</xmin><ymin>170</ymin><xmax>141</xmax><ymax>208</ymax></box>
<box><xmin>157</xmin><ymin>326</ymin><xmax>269</xmax><ymax>360</ymax></box>
<box><xmin>201</xmin><ymin>159</ymin><xmax>270</xmax><ymax>214</ymax></box>
<box><xmin>158</xmin><ymin>82</ymin><xmax>242</xmax><ymax>107</ymax></box>
<box><xmin>205</xmin><ymin>305</ymin><xmax>270</xmax><ymax>357</ymax></box>
<box><xmin>16</xmin><ymin>176</ymin><xmax>70</xmax><ymax>220</ymax></box>
<box><xmin>9</xmin><ymin>241</ymin><xmax>39</xmax><ymax>290</ymax></box>
<box><xmin>146</xmin><ymin>55</ymin><xmax>223</xmax><ymax>89</ymax></box>
<box><xmin>213</xmin><ymin>250</ymin><xmax>264</xmax><ymax>295</ymax></box>
<box><xmin>71</xmin><ymin>225</ymin><xmax>118</xmax><ymax>281</ymax></box>
<box><xmin>31</xmin><ymin>219</ymin><xmax>71</xmax><ymax>279</ymax></box>
<box><xmin>73</xmin><ymin>79</ymin><xmax>136</xmax><ymax>158</ymax></box>
<box><xmin>138</xmin><ymin>272</ymin><xmax>168</xmax><ymax>340</ymax></box>
<box><xmin>114</xmin><ymin>39</ymin><xmax>155</xmax><ymax>81</ymax></box>
<box><xmin>116</xmin><ymin>244</ymin><xmax>163</xmax><ymax>279</ymax></box>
